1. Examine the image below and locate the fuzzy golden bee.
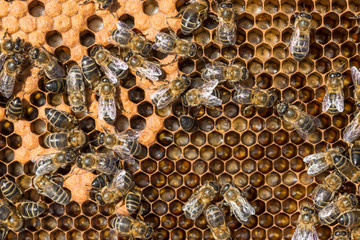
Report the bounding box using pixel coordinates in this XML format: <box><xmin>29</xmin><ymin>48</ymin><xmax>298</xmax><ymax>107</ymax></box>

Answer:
<box><xmin>45</xmin><ymin>108</ymin><xmax>78</xmax><ymax>131</ymax></box>
<box><xmin>96</xmin><ymin>78</ymin><xmax>118</xmax><ymax>125</ymax></box>
<box><xmin>110</xmin><ymin>215</ymin><xmax>153</xmax><ymax>239</ymax></box>
<box><xmin>290</xmin><ymin>12</ymin><xmax>312</xmax><ymax>61</ymax></box>
<box><xmin>32</xmin><ymin>149</ymin><xmax>75</xmax><ymax>175</ymax></box>
<box><xmin>205</xmin><ymin>204</ymin><xmax>231</xmax><ymax>240</ymax></box>
<box><xmin>323</xmin><ymin>71</ymin><xmax>344</xmax><ymax>114</ymax></box>
<box><xmin>67</xmin><ymin>65</ymin><xmax>87</xmax><ymax>114</ymax></box>
<box><xmin>177</xmin><ymin>0</ymin><xmax>209</xmax><ymax>35</ymax></box>
<box><xmin>292</xmin><ymin>205</ymin><xmax>318</xmax><ymax>240</ymax></box>
<box><xmin>33</xmin><ymin>175</ymin><xmax>70</xmax><ymax>205</ymax></box>
<box><xmin>215</xmin><ymin>1</ymin><xmax>237</xmax><ymax>46</ymax></box>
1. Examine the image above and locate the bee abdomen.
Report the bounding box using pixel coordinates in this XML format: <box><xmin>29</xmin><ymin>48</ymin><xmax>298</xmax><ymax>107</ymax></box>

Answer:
<box><xmin>298</xmin><ymin>116</ymin><xmax>316</xmax><ymax>133</ymax></box>
<box><xmin>338</xmin><ymin>210</ymin><xmax>360</xmax><ymax>227</ymax></box>
<box><xmin>103</xmin><ymin>114</ymin><xmax>115</xmax><ymax>125</ymax></box>
<box><xmin>125</xmin><ymin>193</ymin><xmax>141</xmax><ymax>214</ymax></box>
<box><xmin>351</xmin><ymin>145</ymin><xmax>360</xmax><ymax>166</ymax></box>
<box><xmin>111</xmin><ymin>29</ymin><xmax>131</xmax><ymax>45</ymax></box>
<box><xmin>44</xmin><ymin>133</ymin><xmax>68</xmax><ymax>149</ymax></box>
<box><xmin>129</xmin><ymin>141</ymin><xmax>142</xmax><ymax>157</ymax></box>
<box><xmin>45</xmin><ymin>79</ymin><xmax>65</xmax><ymax>93</ymax></box>
<box><xmin>107</xmin><ymin>61</ymin><xmax>128</xmax><ymax>80</ymax></box>
<box><xmin>212</xmin><ymin>88</ymin><xmax>221</xmax><ymax>100</ymax></box>
<box><xmin>81</xmin><ymin>55</ymin><xmax>101</xmax><ymax>88</ymax></box>
<box><xmin>111</xmin><ymin>216</ymin><xmax>132</xmax><ymax>233</ymax></box>
<box><xmin>45</xmin><ymin>61</ymin><xmax>65</xmax><ymax>79</ymax></box>
<box><xmin>45</xmin><ymin>108</ymin><xmax>77</xmax><ymax>131</ymax></box>
<box><xmin>181</xmin><ymin>9</ymin><xmax>200</xmax><ymax>35</ymax></box>
<box><xmin>0</xmin><ymin>179</ymin><xmax>23</xmax><ymax>203</ymax></box>
<box><xmin>6</xmin><ymin>97</ymin><xmax>22</xmax><ymax>118</ymax></box>
<box><xmin>18</xmin><ymin>202</ymin><xmax>46</xmax><ymax>219</ymax></box>
<box><xmin>52</xmin><ymin>186</ymin><xmax>70</xmax><ymax>205</ymax></box>
<box><xmin>91</xmin><ymin>174</ymin><xmax>112</xmax><ymax>189</ymax></box>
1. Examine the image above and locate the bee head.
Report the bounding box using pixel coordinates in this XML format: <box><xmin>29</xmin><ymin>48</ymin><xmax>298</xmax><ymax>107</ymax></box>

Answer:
<box><xmin>12</xmin><ymin>54</ymin><xmax>23</xmax><ymax>65</ymax></box>
<box><xmin>95</xmin><ymin>193</ymin><xmax>106</xmax><ymax>205</ymax></box>
<box><xmin>220</xmin><ymin>183</ymin><xmax>231</xmax><ymax>195</ymax></box>
<box><xmin>209</xmin><ymin>181</ymin><xmax>219</xmax><ymax>192</ymax></box>
<box><xmin>14</xmin><ymin>37</ymin><xmax>22</xmax><ymax>51</ymax></box>
<box><xmin>276</xmin><ymin>102</ymin><xmax>288</xmax><ymax>116</ymax></box>
<box><xmin>299</xmin><ymin>12</ymin><xmax>311</xmax><ymax>19</ymax></box>
<box><xmin>189</xmin><ymin>43</ymin><xmax>197</xmax><ymax>57</ymax></box>
<box><xmin>101</xmin><ymin>0</ymin><xmax>112</xmax><ymax>9</ymax></box>
<box><xmin>142</xmin><ymin>43</ymin><xmax>152</xmax><ymax>56</ymax></box>
<box><xmin>30</xmin><ymin>47</ymin><xmax>40</xmax><ymax>59</ymax></box>
<box><xmin>181</xmin><ymin>94</ymin><xmax>189</xmax><ymax>107</ymax></box>
<box><xmin>98</xmin><ymin>132</ymin><xmax>105</xmax><ymax>145</ymax></box>
<box><xmin>349</xmin><ymin>193</ymin><xmax>358</xmax><ymax>205</ymax></box>
<box><xmin>329</xmin><ymin>71</ymin><xmax>342</xmax><ymax>78</ymax></box>
<box><xmin>220</xmin><ymin>2</ymin><xmax>234</xmax><ymax>20</ymax></box>
<box><xmin>145</xmin><ymin>227</ymin><xmax>153</xmax><ymax>239</ymax></box>
<box><xmin>241</xmin><ymin>67</ymin><xmax>249</xmax><ymax>80</ymax></box>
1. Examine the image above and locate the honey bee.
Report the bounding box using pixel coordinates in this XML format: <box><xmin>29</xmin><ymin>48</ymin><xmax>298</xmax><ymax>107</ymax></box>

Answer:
<box><xmin>318</xmin><ymin>193</ymin><xmax>358</xmax><ymax>225</ymax></box>
<box><xmin>17</xmin><ymin>201</ymin><xmax>47</xmax><ymax>219</ymax></box>
<box><xmin>333</xmin><ymin>154</ymin><xmax>360</xmax><ymax>182</ymax></box>
<box><xmin>0</xmin><ymin>35</ymin><xmax>24</xmax><ymax>70</ymax></box>
<box><xmin>0</xmin><ymin>53</ymin><xmax>24</xmax><ymax>98</ymax></box>
<box><xmin>151</xmin><ymin>74</ymin><xmax>191</xmax><ymax>109</ymax></box>
<box><xmin>91</xmin><ymin>173</ymin><xmax>112</xmax><ymax>189</ymax></box>
<box><xmin>125</xmin><ymin>187</ymin><xmax>142</xmax><ymax>214</ymax></box>
<box><xmin>81</xmin><ymin>55</ymin><xmax>101</xmax><ymax>89</ymax></box>
<box><xmin>290</xmin><ymin>12</ymin><xmax>312</xmax><ymax>61</ymax></box>
<box><xmin>176</xmin><ymin>0</ymin><xmax>209</xmax><ymax>35</ymax></box>
<box><xmin>276</xmin><ymin>102</ymin><xmax>320</xmax><ymax>140</ymax></box>
<box><xmin>110</xmin><ymin>215</ymin><xmax>153</xmax><ymax>239</ymax></box>
<box><xmin>110</xmin><ymin>21</ymin><xmax>152</xmax><ymax>57</ymax></box>
<box><xmin>338</xmin><ymin>209</ymin><xmax>360</xmax><ymax>228</ymax></box>
<box><xmin>215</xmin><ymin>1</ymin><xmax>236</xmax><ymax>46</ymax></box>
<box><xmin>81</xmin><ymin>0</ymin><xmax>113</xmax><ymax>10</ymax></box>
<box><xmin>67</xmin><ymin>65</ymin><xmax>87</xmax><ymax>114</ymax></box>
<box><xmin>350</xmin><ymin>141</ymin><xmax>360</xmax><ymax>167</ymax></box>
<box><xmin>90</xmin><ymin>44</ymin><xmax>128</xmax><ymax>85</ymax></box>
<box><xmin>220</xmin><ymin>183</ymin><xmax>255</xmax><ymax>224</ymax></box>
<box><xmin>302</xmin><ymin>148</ymin><xmax>341</xmax><ymax>177</ymax></box>
<box><xmin>180</xmin><ymin>115</ymin><xmax>198</xmax><ymax>132</ymax></box>
<box><xmin>32</xmin><ymin>149</ymin><xmax>75</xmax><ymax>175</ymax></box>
<box><xmin>92</xmin><ymin>169</ymin><xmax>134</xmax><ymax>205</ymax></box>
<box><xmin>344</xmin><ymin>110</ymin><xmax>360</xmax><ymax>143</ymax></box>
<box><xmin>123</xmin><ymin>52</ymin><xmax>163</xmax><ymax>82</ymax></box>
<box><xmin>33</xmin><ymin>175</ymin><xmax>70</xmax><ymax>205</ymax></box>
<box><xmin>333</xmin><ymin>228</ymin><xmax>350</xmax><ymax>240</ymax></box>
<box><xmin>44</xmin><ymin>129</ymin><xmax>87</xmax><ymax>150</ymax></box>
<box><xmin>6</xmin><ymin>97</ymin><xmax>22</xmax><ymax>121</ymax></box>
<box><xmin>0</xmin><ymin>199</ymin><xmax>23</xmax><ymax>232</ymax></box>
<box><xmin>292</xmin><ymin>205</ymin><xmax>318</xmax><ymax>240</ymax></box>
<box><xmin>205</xmin><ymin>204</ymin><xmax>231</xmax><ymax>240</ymax></box>
<box><xmin>323</xmin><ymin>71</ymin><xmax>344</xmax><ymax>114</ymax></box>
<box><xmin>29</xmin><ymin>47</ymin><xmax>65</xmax><ymax>79</ymax></box>
<box><xmin>44</xmin><ymin>78</ymin><xmax>65</xmax><ymax>93</ymax></box>
<box><xmin>76</xmin><ymin>153</ymin><xmax>119</xmax><ymax>175</ymax></box>
<box><xmin>153</xmin><ymin>31</ymin><xmax>197</xmax><ymax>59</ymax></box>
<box><xmin>181</xmin><ymin>80</ymin><xmax>222</xmax><ymax>108</ymax></box>
<box><xmin>310</xmin><ymin>172</ymin><xmax>343</xmax><ymax>210</ymax></box>
<box><xmin>182</xmin><ymin>181</ymin><xmax>219</xmax><ymax>220</ymax></box>
<box><xmin>45</xmin><ymin>108</ymin><xmax>78</xmax><ymax>131</ymax></box>
<box><xmin>352</xmin><ymin>66</ymin><xmax>360</xmax><ymax>109</ymax></box>
<box><xmin>97</xmin><ymin>129</ymin><xmax>142</xmax><ymax>165</ymax></box>
<box><xmin>0</xmin><ymin>179</ymin><xmax>23</xmax><ymax>204</ymax></box>
<box><xmin>96</xmin><ymin>78</ymin><xmax>118</xmax><ymax>125</ymax></box>
<box><xmin>201</xmin><ymin>61</ymin><xmax>249</xmax><ymax>88</ymax></box>
<box><xmin>233</xmin><ymin>88</ymin><xmax>278</xmax><ymax>112</ymax></box>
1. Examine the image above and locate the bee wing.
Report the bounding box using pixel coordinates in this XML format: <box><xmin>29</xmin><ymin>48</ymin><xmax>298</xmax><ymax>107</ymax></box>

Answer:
<box><xmin>116</xmin><ymin>21</ymin><xmax>133</xmax><ymax>33</ymax></box>
<box><xmin>293</xmin><ymin>113</ymin><xmax>320</xmax><ymax>140</ymax></box>
<box><xmin>201</xmin><ymin>94</ymin><xmax>222</xmax><ymax>107</ymax></box>
<box><xmin>202</xmin><ymin>80</ymin><xmax>219</xmax><ymax>94</ymax></box>
<box><xmin>318</xmin><ymin>203</ymin><xmax>339</xmax><ymax>221</ymax></box>
<box><xmin>98</xmin><ymin>95</ymin><xmax>116</xmax><ymax>121</ymax></box>
<box><xmin>31</xmin><ymin>153</ymin><xmax>57</xmax><ymax>163</ymax></box>
<box><xmin>216</xmin><ymin>22</ymin><xmax>236</xmax><ymax>45</ymax></box>
<box><xmin>150</xmin><ymin>85</ymin><xmax>175</xmax><ymax>109</ymax></box>
<box><xmin>110</xmin><ymin>170</ymin><xmax>128</xmax><ymax>189</ymax></box>
<box><xmin>0</xmin><ymin>53</ymin><xmax>6</xmax><ymax>70</ymax></box>
<box><xmin>307</xmin><ymin>160</ymin><xmax>329</xmax><ymax>176</ymax></box>
<box><xmin>114</xmin><ymin>148</ymin><xmax>136</xmax><ymax>165</ymax></box>
<box><xmin>0</xmin><ymin>70</ymin><xmax>15</xmax><ymax>98</ymax></box>
<box><xmin>290</xmin><ymin>28</ymin><xmax>310</xmax><ymax>56</ymax></box>
<box><xmin>153</xmin><ymin>32</ymin><xmax>176</xmax><ymax>52</ymax></box>
<box><xmin>322</xmin><ymin>90</ymin><xmax>344</xmax><ymax>113</ymax></box>
<box><xmin>229</xmin><ymin>196</ymin><xmax>255</xmax><ymax>223</ymax></box>
<box><xmin>137</xmin><ymin>61</ymin><xmax>163</xmax><ymax>81</ymax></box>
<box><xmin>182</xmin><ymin>191</ymin><xmax>204</xmax><ymax>220</ymax></box>
<box><xmin>201</xmin><ymin>63</ymin><xmax>224</xmax><ymax>82</ymax></box>
<box><xmin>351</xmin><ymin>66</ymin><xmax>360</xmax><ymax>90</ymax></box>
<box><xmin>100</xmin><ymin>55</ymin><xmax>128</xmax><ymax>85</ymax></box>
<box><xmin>303</xmin><ymin>152</ymin><xmax>326</xmax><ymax>163</ymax></box>
<box><xmin>292</xmin><ymin>225</ymin><xmax>319</xmax><ymax>240</ymax></box>
<box><xmin>344</xmin><ymin>111</ymin><xmax>360</xmax><ymax>143</ymax></box>
<box><xmin>115</xmin><ymin>129</ymin><xmax>140</xmax><ymax>141</ymax></box>
<box><xmin>66</xmin><ymin>68</ymin><xmax>81</xmax><ymax>92</ymax></box>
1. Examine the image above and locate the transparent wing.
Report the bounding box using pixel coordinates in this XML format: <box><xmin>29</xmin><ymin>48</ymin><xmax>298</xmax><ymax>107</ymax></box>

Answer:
<box><xmin>150</xmin><ymin>85</ymin><xmax>175</xmax><ymax>109</ymax></box>
<box><xmin>32</xmin><ymin>153</ymin><xmax>57</xmax><ymax>163</ymax></box>
<box><xmin>216</xmin><ymin>22</ymin><xmax>236</xmax><ymax>46</ymax></box>
<box><xmin>110</xmin><ymin>170</ymin><xmax>128</xmax><ymax>189</ymax></box>
<box><xmin>66</xmin><ymin>66</ymin><xmax>82</xmax><ymax>93</ymax></box>
<box><xmin>344</xmin><ymin>112</ymin><xmax>360</xmax><ymax>143</ymax></box>
<box><xmin>292</xmin><ymin>225</ymin><xmax>319</xmax><ymax>240</ymax></box>
<box><xmin>293</xmin><ymin>112</ymin><xmax>321</xmax><ymax>140</ymax></box>
<box><xmin>182</xmin><ymin>191</ymin><xmax>204</xmax><ymax>220</ymax></box>
<box><xmin>98</xmin><ymin>95</ymin><xmax>116</xmax><ymax>121</ymax></box>
<box><xmin>290</xmin><ymin>28</ymin><xmax>310</xmax><ymax>56</ymax></box>
<box><xmin>153</xmin><ymin>32</ymin><xmax>176</xmax><ymax>53</ymax></box>
<box><xmin>113</xmin><ymin>145</ymin><xmax>135</xmax><ymax>165</ymax></box>
<box><xmin>307</xmin><ymin>160</ymin><xmax>329</xmax><ymax>176</ymax></box>
<box><xmin>116</xmin><ymin>21</ymin><xmax>133</xmax><ymax>33</ymax></box>
<box><xmin>318</xmin><ymin>203</ymin><xmax>339</xmax><ymax>222</ymax></box>
<box><xmin>202</xmin><ymin>80</ymin><xmax>219</xmax><ymax>95</ymax></box>
<box><xmin>230</xmin><ymin>196</ymin><xmax>255</xmax><ymax>223</ymax></box>
<box><xmin>35</xmin><ymin>161</ymin><xmax>57</xmax><ymax>175</ymax></box>
<box><xmin>137</xmin><ymin>61</ymin><xmax>163</xmax><ymax>81</ymax></box>
<box><xmin>201</xmin><ymin>63</ymin><xmax>225</xmax><ymax>82</ymax></box>
<box><xmin>351</xmin><ymin>66</ymin><xmax>360</xmax><ymax>90</ymax></box>
<box><xmin>114</xmin><ymin>129</ymin><xmax>140</xmax><ymax>142</ymax></box>
<box><xmin>303</xmin><ymin>153</ymin><xmax>326</xmax><ymax>163</ymax></box>
<box><xmin>201</xmin><ymin>94</ymin><xmax>222</xmax><ymax>107</ymax></box>
<box><xmin>0</xmin><ymin>71</ymin><xmax>15</xmax><ymax>98</ymax></box>
<box><xmin>101</xmin><ymin>55</ymin><xmax>128</xmax><ymax>85</ymax></box>
<box><xmin>322</xmin><ymin>90</ymin><xmax>344</xmax><ymax>113</ymax></box>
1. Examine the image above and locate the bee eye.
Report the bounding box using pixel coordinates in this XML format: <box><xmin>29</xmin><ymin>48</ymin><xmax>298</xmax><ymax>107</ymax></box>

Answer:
<box><xmin>337</xmin><ymin>73</ymin><xmax>341</xmax><ymax>77</ymax></box>
<box><xmin>220</xmin><ymin>3</ymin><xmax>226</xmax><ymax>8</ymax></box>
<box><xmin>309</xmin><ymin>209</ymin><xmax>314</xmax><ymax>214</ymax></box>
<box><xmin>228</xmin><ymin>3</ymin><xmax>233</xmax><ymax>7</ymax></box>
<box><xmin>306</xmin><ymin>14</ymin><xmax>311</xmax><ymax>19</ymax></box>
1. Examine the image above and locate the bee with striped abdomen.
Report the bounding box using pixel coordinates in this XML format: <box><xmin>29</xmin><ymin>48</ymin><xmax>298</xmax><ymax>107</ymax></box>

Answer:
<box><xmin>96</xmin><ymin>78</ymin><xmax>118</xmax><ymax>125</ymax></box>
<box><xmin>180</xmin><ymin>115</ymin><xmax>198</xmax><ymax>132</ymax></box>
<box><xmin>0</xmin><ymin>178</ymin><xmax>23</xmax><ymax>204</ymax></box>
<box><xmin>33</xmin><ymin>175</ymin><xmax>70</xmax><ymax>205</ymax></box>
<box><xmin>182</xmin><ymin>80</ymin><xmax>222</xmax><ymax>108</ymax></box>
<box><xmin>323</xmin><ymin>71</ymin><xmax>344</xmax><ymax>114</ymax></box>
<box><xmin>276</xmin><ymin>102</ymin><xmax>320</xmax><ymax>140</ymax></box>
<box><xmin>29</xmin><ymin>47</ymin><xmax>65</xmax><ymax>80</ymax></box>
<box><xmin>17</xmin><ymin>201</ymin><xmax>47</xmax><ymax>219</ymax></box>
<box><xmin>292</xmin><ymin>205</ymin><xmax>319</xmax><ymax>240</ymax></box>
<box><xmin>110</xmin><ymin>215</ymin><xmax>153</xmax><ymax>239</ymax></box>
<box><xmin>318</xmin><ymin>193</ymin><xmax>358</xmax><ymax>225</ymax></box>
<box><xmin>44</xmin><ymin>129</ymin><xmax>87</xmax><ymax>150</ymax></box>
<box><xmin>333</xmin><ymin>154</ymin><xmax>360</xmax><ymax>182</ymax></box>
<box><xmin>343</xmin><ymin>111</ymin><xmax>360</xmax><ymax>144</ymax></box>
<box><xmin>302</xmin><ymin>148</ymin><xmax>342</xmax><ymax>177</ymax></box>
<box><xmin>76</xmin><ymin>153</ymin><xmax>119</xmax><ymax>175</ymax></box>
<box><xmin>0</xmin><ymin>53</ymin><xmax>24</xmax><ymax>98</ymax></box>
<box><xmin>110</xmin><ymin>21</ymin><xmax>152</xmax><ymax>57</ymax></box>
<box><xmin>338</xmin><ymin>209</ymin><xmax>360</xmax><ymax>228</ymax></box>
<box><xmin>45</xmin><ymin>108</ymin><xmax>78</xmax><ymax>131</ymax></box>
<box><xmin>81</xmin><ymin>55</ymin><xmax>101</xmax><ymax>89</ymax></box>
<box><xmin>176</xmin><ymin>0</ymin><xmax>209</xmax><ymax>35</ymax></box>
<box><xmin>6</xmin><ymin>97</ymin><xmax>22</xmax><ymax>121</ymax></box>
<box><xmin>91</xmin><ymin>173</ymin><xmax>112</xmax><ymax>189</ymax></box>
<box><xmin>290</xmin><ymin>12</ymin><xmax>312</xmax><ymax>61</ymax></box>
<box><xmin>67</xmin><ymin>65</ymin><xmax>87</xmax><ymax>114</ymax></box>
<box><xmin>351</xmin><ymin>66</ymin><xmax>360</xmax><ymax>110</ymax></box>
<box><xmin>90</xmin><ymin>45</ymin><xmax>128</xmax><ymax>86</ymax></box>
<box><xmin>125</xmin><ymin>187</ymin><xmax>142</xmax><ymax>214</ymax></box>
<box><xmin>32</xmin><ymin>149</ymin><xmax>75</xmax><ymax>175</ymax></box>
<box><xmin>124</xmin><ymin>52</ymin><xmax>163</xmax><ymax>82</ymax></box>
<box><xmin>44</xmin><ymin>78</ymin><xmax>65</xmax><ymax>93</ymax></box>
<box><xmin>233</xmin><ymin>88</ymin><xmax>277</xmax><ymax>113</ymax></box>
<box><xmin>0</xmin><ymin>199</ymin><xmax>23</xmax><ymax>232</ymax></box>
<box><xmin>350</xmin><ymin>141</ymin><xmax>360</xmax><ymax>167</ymax></box>
<box><xmin>151</xmin><ymin>74</ymin><xmax>191</xmax><ymax>109</ymax></box>
<box><xmin>215</xmin><ymin>1</ymin><xmax>236</xmax><ymax>46</ymax></box>
<box><xmin>205</xmin><ymin>204</ymin><xmax>231</xmax><ymax>240</ymax></box>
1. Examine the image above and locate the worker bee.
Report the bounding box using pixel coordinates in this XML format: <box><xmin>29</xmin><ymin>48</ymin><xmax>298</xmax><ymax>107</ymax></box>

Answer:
<box><xmin>182</xmin><ymin>181</ymin><xmax>219</xmax><ymax>220</ymax></box>
<box><xmin>44</xmin><ymin>78</ymin><xmax>66</xmax><ymax>93</ymax></box>
<box><xmin>0</xmin><ymin>53</ymin><xmax>24</xmax><ymax>98</ymax></box>
<box><xmin>220</xmin><ymin>183</ymin><xmax>255</xmax><ymax>224</ymax></box>
<box><xmin>44</xmin><ymin>129</ymin><xmax>87</xmax><ymax>150</ymax></box>
<box><xmin>205</xmin><ymin>204</ymin><xmax>231</xmax><ymax>240</ymax></box>
<box><xmin>201</xmin><ymin>61</ymin><xmax>249</xmax><ymax>88</ymax></box>
<box><xmin>123</xmin><ymin>52</ymin><xmax>163</xmax><ymax>82</ymax></box>
<box><xmin>338</xmin><ymin>209</ymin><xmax>360</xmax><ymax>228</ymax></box>
<box><xmin>110</xmin><ymin>215</ymin><xmax>153</xmax><ymax>239</ymax></box>
<box><xmin>352</xmin><ymin>66</ymin><xmax>360</xmax><ymax>109</ymax></box>
<box><xmin>0</xmin><ymin>34</ymin><xmax>24</xmax><ymax>69</ymax></box>
<box><xmin>318</xmin><ymin>193</ymin><xmax>358</xmax><ymax>225</ymax></box>
<box><xmin>0</xmin><ymin>179</ymin><xmax>23</xmax><ymax>204</ymax></box>
<box><xmin>92</xmin><ymin>169</ymin><xmax>134</xmax><ymax>205</ymax></box>
<box><xmin>97</xmin><ymin>129</ymin><xmax>142</xmax><ymax>165</ymax></box>
<box><xmin>215</xmin><ymin>1</ymin><xmax>236</xmax><ymax>46</ymax></box>
<box><xmin>67</xmin><ymin>65</ymin><xmax>87</xmax><ymax>114</ymax></box>
<box><xmin>153</xmin><ymin>31</ymin><xmax>197</xmax><ymax>60</ymax></box>
<box><xmin>91</xmin><ymin>173</ymin><xmax>112</xmax><ymax>189</ymax></box>
<box><xmin>32</xmin><ymin>149</ymin><xmax>75</xmax><ymax>175</ymax></box>
<box><xmin>0</xmin><ymin>199</ymin><xmax>23</xmax><ymax>232</ymax></box>
<box><xmin>181</xmin><ymin>80</ymin><xmax>222</xmax><ymax>108</ymax></box>
<box><xmin>76</xmin><ymin>153</ymin><xmax>119</xmax><ymax>175</ymax></box>
<box><xmin>302</xmin><ymin>148</ymin><xmax>341</xmax><ymax>177</ymax></box>
<box><xmin>177</xmin><ymin>0</ymin><xmax>209</xmax><ymax>35</ymax></box>
<box><xmin>350</xmin><ymin>141</ymin><xmax>360</xmax><ymax>167</ymax></box>
<box><xmin>96</xmin><ymin>78</ymin><xmax>118</xmax><ymax>124</ymax></box>
<box><xmin>233</xmin><ymin>88</ymin><xmax>278</xmax><ymax>112</ymax></box>
<box><xmin>310</xmin><ymin>172</ymin><xmax>343</xmax><ymax>210</ymax></box>
<box><xmin>17</xmin><ymin>201</ymin><xmax>47</xmax><ymax>219</ymax></box>
<box><xmin>333</xmin><ymin>154</ymin><xmax>360</xmax><ymax>182</ymax></box>
<box><xmin>110</xmin><ymin>21</ymin><xmax>152</xmax><ymax>57</ymax></box>
<box><xmin>90</xmin><ymin>44</ymin><xmax>128</xmax><ymax>85</ymax></box>
<box><xmin>180</xmin><ymin>115</ymin><xmax>198</xmax><ymax>132</ymax></box>
<box><xmin>343</xmin><ymin>111</ymin><xmax>360</xmax><ymax>144</ymax></box>
<box><xmin>332</xmin><ymin>228</ymin><xmax>350</xmax><ymax>240</ymax></box>
<box><xmin>29</xmin><ymin>47</ymin><xmax>65</xmax><ymax>79</ymax></box>
<box><xmin>276</xmin><ymin>102</ymin><xmax>320</xmax><ymax>140</ymax></box>
<box><xmin>81</xmin><ymin>0</ymin><xmax>113</xmax><ymax>10</ymax></box>
<box><xmin>125</xmin><ymin>187</ymin><xmax>142</xmax><ymax>214</ymax></box>
<box><xmin>323</xmin><ymin>71</ymin><xmax>344</xmax><ymax>114</ymax></box>
<box><xmin>45</xmin><ymin>108</ymin><xmax>78</xmax><ymax>131</ymax></box>
<box><xmin>33</xmin><ymin>175</ymin><xmax>70</xmax><ymax>205</ymax></box>
<box><xmin>151</xmin><ymin>74</ymin><xmax>191</xmax><ymax>109</ymax></box>
<box><xmin>6</xmin><ymin>97</ymin><xmax>22</xmax><ymax>121</ymax></box>
<box><xmin>81</xmin><ymin>55</ymin><xmax>101</xmax><ymax>89</ymax></box>
<box><xmin>292</xmin><ymin>205</ymin><xmax>318</xmax><ymax>240</ymax></box>
<box><xmin>290</xmin><ymin>12</ymin><xmax>312</xmax><ymax>61</ymax></box>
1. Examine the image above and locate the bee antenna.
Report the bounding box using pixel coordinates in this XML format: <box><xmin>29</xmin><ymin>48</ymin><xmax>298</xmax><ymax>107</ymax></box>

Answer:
<box><xmin>337</xmin><ymin>62</ymin><xmax>346</xmax><ymax>72</ymax></box>
<box><xmin>2</xmin><ymin>29</ymin><xmax>8</xmax><ymax>39</ymax></box>
<box><xmin>102</xmin><ymin>126</ymin><xmax>109</xmax><ymax>133</ymax></box>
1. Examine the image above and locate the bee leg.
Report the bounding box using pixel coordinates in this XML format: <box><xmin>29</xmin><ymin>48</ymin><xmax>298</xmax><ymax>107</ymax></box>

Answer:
<box><xmin>161</xmin><ymin>55</ymin><xmax>178</xmax><ymax>67</ymax></box>
<box><xmin>50</xmin><ymin>175</ymin><xmax>64</xmax><ymax>187</ymax></box>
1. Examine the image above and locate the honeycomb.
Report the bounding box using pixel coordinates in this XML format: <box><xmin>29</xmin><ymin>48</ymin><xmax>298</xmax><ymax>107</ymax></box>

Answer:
<box><xmin>0</xmin><ymin>0</ymin><xmax>359</xmax><ymax>239</ymax></box>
